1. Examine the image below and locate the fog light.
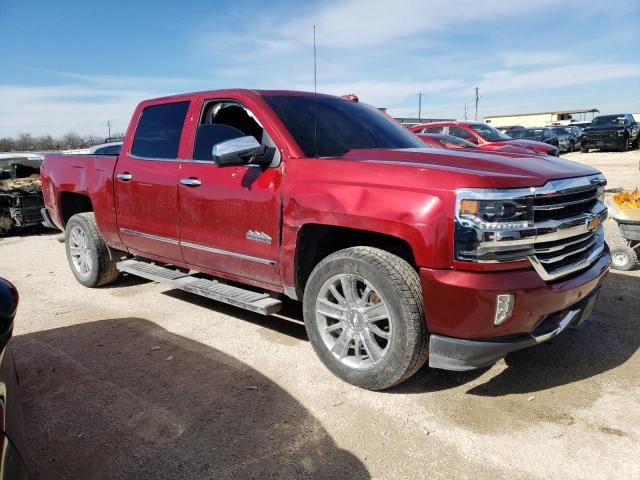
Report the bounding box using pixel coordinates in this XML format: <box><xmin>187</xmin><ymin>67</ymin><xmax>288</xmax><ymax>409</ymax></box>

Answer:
<box><xmin>494</xmin><ymin>294</ymin><xmax>515</xmax><ymax>326</ymax></box>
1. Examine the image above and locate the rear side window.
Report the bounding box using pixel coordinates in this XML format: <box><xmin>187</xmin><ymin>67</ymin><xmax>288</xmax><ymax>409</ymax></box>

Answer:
<box><xmin>132</xmin><ymin>101</ymin><xmax>190</xmax><ymax>159</ymax></box>
<box><xmin>422</xmin><ymin>126</ymin><xmax>444</xmax><ymax>134</ymax></box>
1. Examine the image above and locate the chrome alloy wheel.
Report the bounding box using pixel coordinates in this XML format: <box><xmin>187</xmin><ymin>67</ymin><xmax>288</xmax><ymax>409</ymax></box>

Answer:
<box><xmin>69</xmin><ymin>225</ymin><xmax>92</xmax><ymax>276</ymax></box>
<box><xmin>315</xmin><ymin>274</ymin><xmax>392</xmax><ymax>370</ymax></box>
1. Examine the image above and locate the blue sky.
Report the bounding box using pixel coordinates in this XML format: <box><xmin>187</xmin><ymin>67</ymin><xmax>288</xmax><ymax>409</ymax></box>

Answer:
<box><xmin>1</xmin><ymin>0</ymin><xmax>639</xmax><ymax>136</ymax></box>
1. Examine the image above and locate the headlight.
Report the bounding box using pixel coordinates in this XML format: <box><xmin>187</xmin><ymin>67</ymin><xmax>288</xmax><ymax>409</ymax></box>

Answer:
<box><xmin>454</xmin><ymin>189</ymin><xmax>535</xmax><ymax>262</ymax></box>
<box><xmin>459</xmin><ymin>198</ymin><xmax>532</xmax><ymax>228</ymax></box>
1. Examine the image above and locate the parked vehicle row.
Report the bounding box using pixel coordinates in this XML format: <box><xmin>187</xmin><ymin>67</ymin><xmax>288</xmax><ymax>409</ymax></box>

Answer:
<box><xmin>410</xmin><ymin>121</ymin><xmax>560</xmax><ymax>156</ymax></box>
<box><xmin>41</xmin><ymin>89</ymin><xmax>610</xmax><ymax>391</ymax></box>
<box><xmin>487</xmin><ymin>113</ymin><xmax>638</xmax><ymax>153</ymax></box>
<box><xmin>509</xmin><ymin>126</ymin><xmax>583</xmax><ymax>153</ymax></box>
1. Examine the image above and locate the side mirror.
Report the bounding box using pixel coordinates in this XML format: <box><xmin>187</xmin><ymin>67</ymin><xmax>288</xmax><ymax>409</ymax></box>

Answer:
<box><xmin>468</xmin><ymin>136</ymin><xmax>479</xmax><ymax>144</ymax></box>
<box><xmin>212</xmin><ymin>136</ymin><xmax>262</xmax><ymax>167</ymax></box>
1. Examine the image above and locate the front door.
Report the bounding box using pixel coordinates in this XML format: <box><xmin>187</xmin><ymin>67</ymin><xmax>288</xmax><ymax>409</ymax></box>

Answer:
<box><xmin>178</xmin><ymin>99</ymin><xmax>282</xmax><ymax>286</ymax></box>
<box><xmin>115</xmin><ymin>100</ymin><xmax>191</xmax><ymax>261</ymax></box>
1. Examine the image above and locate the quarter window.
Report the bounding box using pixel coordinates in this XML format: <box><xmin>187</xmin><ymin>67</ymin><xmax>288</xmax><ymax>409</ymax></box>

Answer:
<box><xmin>132</xmin><ymin>101</ymin><xmax>190</xmax><ymax>159</ymax></box>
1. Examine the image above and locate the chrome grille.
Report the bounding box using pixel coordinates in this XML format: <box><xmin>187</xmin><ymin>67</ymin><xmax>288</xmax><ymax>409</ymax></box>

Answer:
<box><xmin>529</xmin><ymin>175</ymin><xmax>607</xmax><ymax>281</ymax></box>
<box><xmin>534</xmin><ymin>184</ymin><xmax>600</xmax><ymax>221</ymax></box>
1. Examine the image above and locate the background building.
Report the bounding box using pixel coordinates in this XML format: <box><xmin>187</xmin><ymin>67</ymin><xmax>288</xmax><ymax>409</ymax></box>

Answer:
<box><xmin>393</xmin><ymin>117</ymin><xmax>455</xmax><ymax>127</ymax></box>
<box><xmin>484</xmin><ymin>108</ymin><xmax>599</xmax><ymax>128</ymax></box>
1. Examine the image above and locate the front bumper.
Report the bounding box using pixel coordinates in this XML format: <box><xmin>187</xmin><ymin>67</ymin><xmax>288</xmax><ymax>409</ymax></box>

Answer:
<box><xmin>583</xmin><ymin>138</ymin><xmax>622</xmax><ymax>149</ymax></box>
<box><xmin>429</xmin><ymin>290</ymin><xmax>600</xmax><ymax>370</ymax></box>
<box><xmin>421</xmin><ymin>246</ymin><xmax>610</xmax><ymax>370</ymax></box>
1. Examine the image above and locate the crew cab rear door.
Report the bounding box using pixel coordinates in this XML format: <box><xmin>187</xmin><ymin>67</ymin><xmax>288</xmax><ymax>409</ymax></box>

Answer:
<box><xmin>115</xmin><ymin>99</ymin><xmax>191</xmax><ymax>261</ymax></box>
<box><xmin>177</xmin><ymin>95</ymin><xmax>282</xmax><ymax>287</ymax></box>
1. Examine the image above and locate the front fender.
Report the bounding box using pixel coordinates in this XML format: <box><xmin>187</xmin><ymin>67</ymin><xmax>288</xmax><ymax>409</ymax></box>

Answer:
<box><xmin>279</xmin><ymin>182</ymin><xmax>454</xmax><ymax>288</ymax></box>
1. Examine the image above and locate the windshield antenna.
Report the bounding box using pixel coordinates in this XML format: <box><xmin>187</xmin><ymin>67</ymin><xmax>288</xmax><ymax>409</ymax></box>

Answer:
<box><xmin>313</xmin><ymin>25</ymin><xmax>318</xmax><ymax>159</ymax></box>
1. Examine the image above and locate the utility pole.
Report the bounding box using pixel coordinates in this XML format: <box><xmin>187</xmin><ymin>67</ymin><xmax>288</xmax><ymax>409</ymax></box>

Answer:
<box><xmin>473</xmin><ymin>86</ymin><xmax>480</xmax><ymax>121</ymax></box>
<box><xmin>464</xmin><ymin>103</ymin><xmax>468</xmax><ymax>120</ymax></box>
<box><xmin>418</xmin><ymin>92</ymin><xmax>423</xmax><ymax>122</ymax></box>
<box><xmin>106</xmin><ymin>120</ymin><xmax>112</xmax><ymax>139</ymax></box>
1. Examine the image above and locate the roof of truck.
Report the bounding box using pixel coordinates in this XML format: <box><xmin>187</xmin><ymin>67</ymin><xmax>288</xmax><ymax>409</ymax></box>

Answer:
<box><xmin>143</xmin><ymin>89</ymin><xmax>340</xmax><ymax>103</ymax></box>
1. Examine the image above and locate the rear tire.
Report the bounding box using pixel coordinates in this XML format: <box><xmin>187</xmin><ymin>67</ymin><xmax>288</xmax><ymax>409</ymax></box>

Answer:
<box><xmin>65</xmin><ymin>213</ymin><xmax>119</xmax><ymax>287</ymax></box>
<box><xmin>303</xmin><ymin>247</ymin><xmax>428</xmax><ymax>391</ymax></box>
<box><xmin>611</xmin><ymin>245</ymin><xmax>637</xmax><ymax>271</ymax></box>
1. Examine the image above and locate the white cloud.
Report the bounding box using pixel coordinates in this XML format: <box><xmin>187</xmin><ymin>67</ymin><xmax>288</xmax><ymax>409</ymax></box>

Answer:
<box><xmin>275</xmin><ymin>0</ymin><xmax>568</xmax><ymax>49</ymax></box>
<box><xmin>502</xmin><ymin>52</ymin><xmax>565</xmax><ymax>67</ymax></box>
<box><xmin>477</xmin><ymin>62</ymin><xmax>640</xmax><ymax>94</ymax></box>
<box><xmin>0</xmin><ymin>74</ymin><xmax>186</xmax><ymax>136</ymax></box>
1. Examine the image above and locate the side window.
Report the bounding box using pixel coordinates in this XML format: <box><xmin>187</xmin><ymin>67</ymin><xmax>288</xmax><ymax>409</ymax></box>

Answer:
<box><xmin>422</xmin><ymin>126</ymin><xmax>444</xmax><ymax>134</ymax></box>
<box><xmin>132</xmin><ymin>101</ymin><xmax>190</xmax><ymax>159</ymax></box>
<box><xmin>193</xmin><ymin>101</ymin><xmax>280</xmax><ymax>166</ymax></box>
<box><xmin>449</xmin><ymin>126</ymin><xmax>473</xmax><ymax>140</ymax></box>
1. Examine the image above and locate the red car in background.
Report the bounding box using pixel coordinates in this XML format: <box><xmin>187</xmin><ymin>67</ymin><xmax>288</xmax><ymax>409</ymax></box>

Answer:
<box><xmin>417</xmin><ymin>133</ymin><xmax>541</xmax><ymax>155</ymax></box>
<box><xmin>411</xmin><ymin>121</ymin><xmax>560</xmax><ymax>156</ymax></box>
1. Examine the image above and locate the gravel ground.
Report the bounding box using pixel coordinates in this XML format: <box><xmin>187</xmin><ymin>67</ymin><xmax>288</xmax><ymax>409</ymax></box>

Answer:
<box><xmin>1</xmin><ymin>149</ymin><xmax>639</xmax><ymax>480</ymax></box>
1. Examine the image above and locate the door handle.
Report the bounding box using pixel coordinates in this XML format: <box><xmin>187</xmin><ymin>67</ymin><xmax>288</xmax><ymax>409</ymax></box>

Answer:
<box><xmin>116</xmin><ymin>172</ymin><xmax>133</xmax><ymax>181</ymax></box>
<box><xmin>180</xmin><ymin>178</ymin><xmax>202</xmax><ymax>187</ymax></box>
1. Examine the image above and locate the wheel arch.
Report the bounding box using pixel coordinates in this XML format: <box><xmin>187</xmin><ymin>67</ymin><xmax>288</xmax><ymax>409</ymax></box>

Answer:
<box><xmin>292</xmin><ymin>223</ymin><xmax>418</xmax><ymax>299</ymax></box>
<box><xmin>59</xmin><ymin>191</ymin><xmax>93</xmax><ymax>226</ymax></box>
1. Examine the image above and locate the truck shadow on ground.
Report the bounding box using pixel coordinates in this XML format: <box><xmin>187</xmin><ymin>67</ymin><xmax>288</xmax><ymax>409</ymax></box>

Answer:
<box><xmin>12</xmin><ymin>318</ymin><xmax>369</xmax><ymax>480</ymax></box>
<box><xmin>162</xmin><ymin>289</ymin><xmax>309</xmax><ymax>341</ymax></box>
<box><xmin>395</xmin><ymin>271</ymin><xmax>640</xmax><ymax>396</ymax></box>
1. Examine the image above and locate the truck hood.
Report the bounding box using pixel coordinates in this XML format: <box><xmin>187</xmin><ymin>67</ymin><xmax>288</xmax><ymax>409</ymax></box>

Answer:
<box><xmin>342</xmin><ymin>148</ymin><xmax>600</xmax><ymax>189</ymax></box>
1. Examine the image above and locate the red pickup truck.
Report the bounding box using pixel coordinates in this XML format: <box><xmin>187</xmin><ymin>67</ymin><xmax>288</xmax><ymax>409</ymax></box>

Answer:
<box><xmin>41</xmin><ymin>89</ymin><xmax>611</xmax><ymax>390</ymax></box>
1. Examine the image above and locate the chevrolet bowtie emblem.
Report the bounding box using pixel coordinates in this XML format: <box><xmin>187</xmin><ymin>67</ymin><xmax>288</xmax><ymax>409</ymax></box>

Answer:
<box><xmin>586</xmin><ymin>215</ymin><xmax>601</xmax><ymax>232</ymax></box>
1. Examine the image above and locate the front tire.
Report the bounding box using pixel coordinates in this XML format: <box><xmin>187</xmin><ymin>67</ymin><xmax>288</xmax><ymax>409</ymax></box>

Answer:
<box><xmin>303</xmin><ymin>247</ymin><xmax>428</xmax><ymax>390</ymax></box>
<box><xmin>65</xmin><ymin>213</ymin><xmax>119</xmax><ymax>287</ymax></box>
<box><xmin>619</xmin><ymin>137</ymin><xmax>629</xmax><ymax>152</ymax></box>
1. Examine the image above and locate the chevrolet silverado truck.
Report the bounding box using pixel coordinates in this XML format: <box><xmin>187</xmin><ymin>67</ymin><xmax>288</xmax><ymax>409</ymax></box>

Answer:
<box><xmin>41</xmin><ymin>90</ymin><xmax>611</xmax><ymax>390</ymax></box>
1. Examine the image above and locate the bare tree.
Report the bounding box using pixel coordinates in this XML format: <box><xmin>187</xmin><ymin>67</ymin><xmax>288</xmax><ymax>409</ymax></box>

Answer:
<box><xmin>0</xmin><ymin>137</ymin><xmax>15</xmax><ymax>152</ymax></box>
<box><xmin>14</xmin><ymin>133</ymin><xmax>34</xmax><ymax>151</ymax></box>
<box><xmin>0</xmin><ymin>132</ymin><xmax>108</xmax><ymax>152</ymax></box>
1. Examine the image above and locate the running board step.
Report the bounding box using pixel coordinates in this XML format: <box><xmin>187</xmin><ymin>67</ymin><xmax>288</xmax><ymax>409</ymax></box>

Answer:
<box><xmin>117</xmin><ymin>259</ymin><xmax>282</xmax><ymax>315</ymax></box>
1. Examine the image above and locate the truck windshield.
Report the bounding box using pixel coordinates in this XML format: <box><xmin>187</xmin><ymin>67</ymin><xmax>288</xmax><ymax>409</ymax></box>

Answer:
<box><xmin>263</xmin><ymin>95</ymin><xmax>424</xmax><ymax>157</ymax></box>
<box><xmin>469</xmin><ymin>124</ymin><xmax>512</xmax><ymax>142</ymax></box>
<box><xmin>591</xmin><ymin>115</ymin><xmax>626</xmax><ymax>126</ymax></box>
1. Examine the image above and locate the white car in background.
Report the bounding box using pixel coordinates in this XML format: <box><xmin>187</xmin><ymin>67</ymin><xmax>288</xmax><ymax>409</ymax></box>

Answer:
<box><xmin>89</xmin><ymin>142</ymin><xmax>123</xmax><ymax>155</ymax></box>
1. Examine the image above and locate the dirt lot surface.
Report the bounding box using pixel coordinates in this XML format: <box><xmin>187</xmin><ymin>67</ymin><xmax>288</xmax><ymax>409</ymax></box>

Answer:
<box><xmin>1</xmin><ymin>150</ymin><xmax>639</xmax><ymax>480</ymax></box>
